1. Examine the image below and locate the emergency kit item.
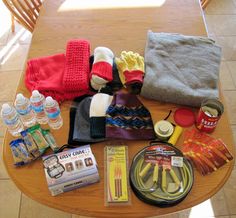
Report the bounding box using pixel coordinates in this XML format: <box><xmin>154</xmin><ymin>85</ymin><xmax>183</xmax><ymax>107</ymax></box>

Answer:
<box><xmin>105</xmin><ymin>145</ymin><xmax>129</xmax><ymax>204</ymax></box>
<box><xmin>10</xmin><ymin>139</ymin><xmax>33</xmax><ymax>166</ymax></box>
<box><xmin>106</xmin><ymin>91</ymin><xmax>155</xmax><ymax>140</ymax></box>
<box><xmin>182</xmin><ymin>129</ymin><xmax>233</xmax><ymax>176</ymax></box>
<box><xmin>129</xmin><ymin>141</ymin><xmax>194</xmax><ymax>207</ymax></box>
<box><xmin>21</xmin><ymin>129</ymin><xmax>41</xmax><ymax>158</ymax></box>
<box><xmin>1</xmin><ymin>103</ymin><xmax>24</xmax><ymax>137</ymax></box>
<box><xmin>174</xmin><ymin>108</ymin><xmax>195</xmax><ymax>127</ymax></box>
<box><xmin>41</xmin><ymin>129</ymin><xmax>60</xmax><ymax>152</ymax></box>
<box><xmin>44</xmin><ymin>96</ymin><xmax>63</xmax><ymax>129</ymax></box>
<box><xmin>25</xmin><ymin>53</ymin><xmax>66</xmax><ymax>102</ymax></box>
<box><xmin>154</xmin><ymin>120</ymin><xmax>174</xmax><ymax>141</ymax></box>
<box><xmin>108</xmin><ymin>60</ymin><xmax>123</xmax><ymax>92</ymax></box>
<box><xmin>42</xmin><ymin>145</ymin><xmax>100</xmax><ymax>196</ymax></box>
<box><xmin>28</xmin><ymin>124</ymin><xmax>49</xmax><ymax>153</ymax></box>
<box><xmin>30</xmin><ymin>90</ymin><xmax>48</xmax><ymax>124</ymax></box>
<box><xmin>25</xmin><ymin>40</ymin><xmax>90</xmax><ymax>103</ymax></box>
<box><xmin>89</xmin><ymin>93</ymin><xmax>113</xmax><ymax>138</ymax></box>
<box><xmin>116</xmin><ymin>51</ymin><xmax>144</xmax><ymax>94</ymax></box>
<box><xmin>168</xmin><ymin>126</ymin><xmax>183</xmax><ymax>146</ymax></box>
<box><xmin>9</xmin><ymin>125</ymin><xmax>58</xmax><ymax>166</ymax></box>
<box><xmin>141</xmin><ymin>31</ymin><xmax>222</xmax><ymax>107</ymax></box>
<box><xmin>68</xmin><ymin>96</ymin><xmax>106</xmax><ymax>145</ymax></box>
<box><xmin>89</xmin><ymin>56</ymin><xmax>122</xmax><ymax>94</ymax></box>
<box><xmin>43</xmin><ymin>155</ymin><xmax>65</xmax><ymax>179</ymax></box>
<box><xmin>63</xmin><ymin>39</ymin><xmax>90</xmax><ymax>92</ymax></box>
<box><xmin>14</xmin><ymin>93</ymin><xmax>36</xmax><ymax>127</ymax></box>
<box><xmin>90</xmin><ymin>47</ymin><xmax>114</xmax><ymax>91</ymax></box>
<box><xmin>196</xmin><ymin>98</ymin><xmax>224</xmax><ymax>132</ymax></box>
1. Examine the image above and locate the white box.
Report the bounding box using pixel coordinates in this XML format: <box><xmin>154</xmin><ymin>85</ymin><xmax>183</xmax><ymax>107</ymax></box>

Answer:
<box><xmin>42</xmin><ymin>145</ymin><xmax>99</xmax><ymax>196</ymax></box>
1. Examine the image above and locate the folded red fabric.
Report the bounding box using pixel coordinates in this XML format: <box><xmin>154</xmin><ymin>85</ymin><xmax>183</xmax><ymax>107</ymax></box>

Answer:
<box><xmin>25</xmin><ymin>40</ymin><xmax>91</xmax><ymax>103</ymax></box>
<box><xmin>25</xmin><ymin>53</ymin><xmax>65</xmax><ymax>101</ymax></box>
<box><xmin>64</xmin><ymin>39</ymin><xmax>90</xmax><ymax>91</ymax></box>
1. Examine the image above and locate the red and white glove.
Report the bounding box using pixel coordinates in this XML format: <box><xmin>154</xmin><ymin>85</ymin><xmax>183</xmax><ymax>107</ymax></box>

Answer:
<box><xmin>90</xmin><ymin>47</ymin><xmax>114</xmax><ymax>91</ymax></box>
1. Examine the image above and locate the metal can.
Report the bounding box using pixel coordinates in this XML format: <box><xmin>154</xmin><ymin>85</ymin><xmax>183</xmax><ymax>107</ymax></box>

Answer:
<box><xmin>196</xmin><ymin>98</ymin><xmax>224</xmax><ymax>132</ymax></box>
<box><xmin>154</xmin><ymin>120</ymin><xmax>174</xmax><ymax>141</ymax></box>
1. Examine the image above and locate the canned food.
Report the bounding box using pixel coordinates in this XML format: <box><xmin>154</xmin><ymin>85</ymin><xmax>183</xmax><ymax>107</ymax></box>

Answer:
<box><xmin>196</xmin><ymin>98</ymin><xmax>224</xmax><ymax>132</ymax></box>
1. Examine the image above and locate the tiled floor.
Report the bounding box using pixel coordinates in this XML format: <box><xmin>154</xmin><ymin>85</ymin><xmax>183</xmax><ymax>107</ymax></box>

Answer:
<box><xmin>0</xmin><ymin>0</ymin><xmax>236</xmax><ymax>217</ymax></box>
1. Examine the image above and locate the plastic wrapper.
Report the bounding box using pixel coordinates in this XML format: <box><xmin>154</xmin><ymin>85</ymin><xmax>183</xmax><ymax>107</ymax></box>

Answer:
<box><xmin>21</xmin><ymin>129</ymin><xmax>41</xmax><ymax>158</ymax></box>
<box><xmin>41</xmin><ymin>129</ymin><xmax>60</xmax><ymax>152</ymax></box>
<box><xmin>129</xmin><ymin>141</ymin><xmax>194</xmax><ymax>207</ymax></box>
<box><xmin>28</xmin><ymin>124</ymin><xmax>49</xmax><ymax>154</ymax></box>
<box><xmin>182</xmin><ymin>129</ymin><xmax>233</xmax><ymax>175</ymax></box>
<box><xmin>10</xmin><ymin>139</ymin><xmax>34</xmax><ymax>166</ymax></box>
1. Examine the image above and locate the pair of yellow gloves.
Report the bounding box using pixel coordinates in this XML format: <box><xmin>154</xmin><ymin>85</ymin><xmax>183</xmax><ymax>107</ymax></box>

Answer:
<box><xmin>116</xmin><ymin>51</ymin><xmax>145</xmax><ymax>94</ymax></box>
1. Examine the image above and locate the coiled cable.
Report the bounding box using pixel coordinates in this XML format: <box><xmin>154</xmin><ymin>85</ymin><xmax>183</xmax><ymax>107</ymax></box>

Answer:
<box><xmin>130</xmin><ymin>142</ymin><xmax>194</xmax><ymax>206</ymax></box>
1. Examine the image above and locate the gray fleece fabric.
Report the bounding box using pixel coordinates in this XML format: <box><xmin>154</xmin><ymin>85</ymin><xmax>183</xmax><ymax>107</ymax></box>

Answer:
<box><xmin>141</xmin><ymin>31</ymin><xmax>222</xmax><ymax>107</ymax></box>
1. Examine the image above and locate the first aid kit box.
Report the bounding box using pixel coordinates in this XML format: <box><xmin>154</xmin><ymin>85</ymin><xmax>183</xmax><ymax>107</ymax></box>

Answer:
<box><xmin>42</xmin><ymin>145</ymin><xmax>99</xmax><ymax>196</ymax></box>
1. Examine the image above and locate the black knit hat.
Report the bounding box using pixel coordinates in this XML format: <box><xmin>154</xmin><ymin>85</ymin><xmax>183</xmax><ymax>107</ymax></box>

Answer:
<box><xmin>89</xmin><ymin>93</ymin><xmax>113</xmax><ymax>138</ymax></box>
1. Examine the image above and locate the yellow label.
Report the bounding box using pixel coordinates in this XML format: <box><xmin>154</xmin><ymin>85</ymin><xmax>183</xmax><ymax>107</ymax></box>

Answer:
<box><xmin>106</xmin><ymin>146</ymin><xmax>128</xmax><ymax>202</ymax></box>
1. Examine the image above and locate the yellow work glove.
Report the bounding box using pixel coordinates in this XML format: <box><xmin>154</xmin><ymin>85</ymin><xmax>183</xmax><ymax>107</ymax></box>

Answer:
<box><xmin>116</xmin><ymin>51</ymin><xmax>144</xmax><ymax>85</ymax></box>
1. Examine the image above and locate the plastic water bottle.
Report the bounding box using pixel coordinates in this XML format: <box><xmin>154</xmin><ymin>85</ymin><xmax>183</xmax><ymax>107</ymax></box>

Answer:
<box><xmin>1</xmin><ymin>103</ymin><xmax>24</xmax><ymax>136</ymax></box>
<box><xmin>30</xmin><ymin>90</ymin><xmax>48</xmax><ymax>124</ymax></box>
<box><xmin>14</xmin><ymin>93</ymin><xmax>36</xmax><ymax>127</ymax></box>
<box><xmin>44</xmin><ymin>96</ymin><xmax>63</xmax><ymax>129</ymax></box>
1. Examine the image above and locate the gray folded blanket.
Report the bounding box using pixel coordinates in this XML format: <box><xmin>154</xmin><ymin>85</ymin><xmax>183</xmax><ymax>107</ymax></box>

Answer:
<box><xmin>141</xmin><ymin>31</ymin><xmax>222</xmax><ymax>107</ymax></box>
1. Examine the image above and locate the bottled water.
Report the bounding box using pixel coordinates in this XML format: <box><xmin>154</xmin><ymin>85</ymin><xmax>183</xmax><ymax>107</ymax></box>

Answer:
<box><xmin>30</xmin><ymin>90</ymin><xmax>48</xmax><ymax>124</ymax></box>
<box><xmin>14</xmin><ymin>93</ymin><xmax>36</xmax><ymax>127</ymax></box>
<box><xmin>1</xmin><ymin>103</ymin><xmax>24</xmax><ymax>136</ymax></box>
<box><xmin>44</xmin><ymin>96</ymin><xmax>63</xmax><ymax>129</ymax></box>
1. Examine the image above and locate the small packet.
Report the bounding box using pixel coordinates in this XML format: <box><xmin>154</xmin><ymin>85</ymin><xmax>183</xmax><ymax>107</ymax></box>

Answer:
<box><xmin>41</xmin><ymin>129</ymin><xmax>60</xmax><ymax>152</ymax></box>
<box><xmin>10</xmin><ymin>139</ymin><xmax>33</xmax><ymax>166</ymax></box>
<box><xmin>28</xmin><ymin>124</ymin><xmax>49</xmax><ymax>154</ymax></box>
<box><xmin>21</xmin><ymin>129</ymin><xmax>41</xmax><ymax>158</ymax></box>
<box><xmin>182</xmin><ymin>129</ymin><xmax>234</xmax><ymax>176</ymax></box>
<box><xmin>104</xmin><ymin>145</ymin><xmax>130</xmax><ymax>205</ymax></box>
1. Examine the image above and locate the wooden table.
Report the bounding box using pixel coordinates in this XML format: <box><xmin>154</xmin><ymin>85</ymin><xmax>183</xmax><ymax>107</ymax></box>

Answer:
<box><xmin>3</xmin><ymin>0</ymin><xmax>235</xmax><ymax>217</ymax></box>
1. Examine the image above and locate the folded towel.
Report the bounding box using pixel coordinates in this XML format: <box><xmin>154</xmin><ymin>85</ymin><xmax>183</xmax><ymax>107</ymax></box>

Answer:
<box><xmin>141</xmin><ymin>31</ymin><xmax>222</xmax><ymax>107</ymax></box>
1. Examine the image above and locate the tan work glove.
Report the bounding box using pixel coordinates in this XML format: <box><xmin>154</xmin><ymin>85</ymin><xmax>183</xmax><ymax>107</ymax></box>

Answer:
<box><xmin>116</xmin><ymin>51</ymin><xmax>144</xmax><ymax>94</ymax></box>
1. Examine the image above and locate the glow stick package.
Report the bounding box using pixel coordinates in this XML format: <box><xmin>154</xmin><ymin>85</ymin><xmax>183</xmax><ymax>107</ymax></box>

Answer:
<box><xmin>104</xmin><ymin>145</ymin><xmax>129</xmax><ymax>205</ymax></box>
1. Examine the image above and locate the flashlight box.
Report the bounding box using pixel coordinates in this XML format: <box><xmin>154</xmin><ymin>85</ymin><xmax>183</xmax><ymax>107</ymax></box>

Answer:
<box><xmin>42</xmin><ymin>145</ymin><xmax>99</xmax><ymax>196</ymax></box>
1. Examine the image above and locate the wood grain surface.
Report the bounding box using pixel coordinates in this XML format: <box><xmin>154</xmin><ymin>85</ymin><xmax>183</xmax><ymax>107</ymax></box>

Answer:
<box><xmin>3</xmin><ymin>0</ymin><xmax>235</xmax><ymax>217</ymax></box>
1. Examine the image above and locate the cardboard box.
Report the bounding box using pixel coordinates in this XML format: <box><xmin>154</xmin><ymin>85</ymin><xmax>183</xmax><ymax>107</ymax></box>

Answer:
<box><xmin>42</xmin><ymin>145</ymin><xmax>99</xmax><ymax>196</ymax></box>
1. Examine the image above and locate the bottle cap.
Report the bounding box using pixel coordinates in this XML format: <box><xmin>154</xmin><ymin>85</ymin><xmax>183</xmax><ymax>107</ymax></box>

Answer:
<box><xmin>1</xmin><ymin>103</ymin><xmax>12</xmax><ymax>113</ymax></box>
<box><xmin>45</xmin><ymin>96</ymin><xmax>54</xmax><ymax>105</ymax></box>
<box><xmin>32</xmin><ymin>90</ymin><xmax>40</xmax><ymax>97</ymax></box>
<box><xmin>16</xmin><ymin>93</ymin><xmax>25</xmax><ymax>101</ymax></box>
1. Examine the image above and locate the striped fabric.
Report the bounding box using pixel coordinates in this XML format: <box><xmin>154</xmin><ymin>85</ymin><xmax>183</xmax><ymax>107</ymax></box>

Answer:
<box><xmin>105</xmin><ymin>92</ymin><xmax>155</xmax><ymax>140</ymax></box>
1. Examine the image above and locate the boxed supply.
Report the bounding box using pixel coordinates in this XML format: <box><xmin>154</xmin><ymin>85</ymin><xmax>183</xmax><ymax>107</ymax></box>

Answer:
<box><xmin>42</xmin><ymin>145</ymin><xmax>99</xmax><ymax>196</ymax></box>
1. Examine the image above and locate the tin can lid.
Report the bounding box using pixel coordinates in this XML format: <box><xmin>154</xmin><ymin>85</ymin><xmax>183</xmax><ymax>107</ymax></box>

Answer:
<box><xmin>174</xmin><ymin>108</ymin><xmax>195</xmax><ymax>127</ymax></box>
<box><xmin>201</xmin><ymin>98</ymin><xmax>224</xmax><ymax>116</ymax></box>
<box><xmin>154</xmin><ymin>120</ymin><xmax>174</xmax><ymax>138</ymax></box>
